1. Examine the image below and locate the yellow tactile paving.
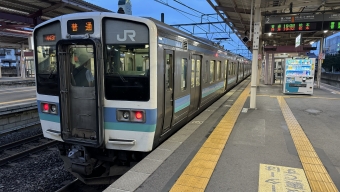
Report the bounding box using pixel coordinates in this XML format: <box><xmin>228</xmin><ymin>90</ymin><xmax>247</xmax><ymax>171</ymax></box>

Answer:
<box><xmin>170</xmin><ymin>83</ymin><xmax>250</xmax><ymax>192</ymax></box>
<box><xmin>258</xmin><ymin>164</ymin><xmax>311</xmax><ymax>192</ymax></box>
<box><xmin>277</xmin><ymin>96</ymin><xmax>339</xmax><ymax>192</ymax></box>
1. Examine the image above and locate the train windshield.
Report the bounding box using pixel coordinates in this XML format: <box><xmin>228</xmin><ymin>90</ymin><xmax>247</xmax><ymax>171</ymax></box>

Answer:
<box><xmin>104</xmin><ymin>44</ymin><xmax>150</xmax><ymax>101</ymax></box>
<box><xmin>34</xmin><ymin>21</ymin><xmax>61</xmax><ymax>96</ymax></box>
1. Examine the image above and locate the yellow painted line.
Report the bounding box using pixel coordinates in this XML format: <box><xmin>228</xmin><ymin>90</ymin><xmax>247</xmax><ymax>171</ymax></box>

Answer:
<box><xmin>277</xmin><ymin>96</ymin><xmax>339</xmax><ymax>192</ymax></box>
<box><xmin>0</xmin><ymin>98</ymin><xmax>36</xmax><ymax>105</ymax></box>
<box><xmin>259</xmin><ymin>164</ymin><xmax>311</xmax><ymax>192</ymax></box>
<box><xmin>170</xmin><ymin>83</ymin><xmax>250</xmax><ymax>192</ymax></box>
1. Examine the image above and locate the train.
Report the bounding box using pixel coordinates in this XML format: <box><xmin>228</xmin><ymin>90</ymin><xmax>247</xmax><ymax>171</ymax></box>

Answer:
<box><xmin>33</xmin><ymin>12</ymin><xmax>251</xmax><ymax>184</ymax></box>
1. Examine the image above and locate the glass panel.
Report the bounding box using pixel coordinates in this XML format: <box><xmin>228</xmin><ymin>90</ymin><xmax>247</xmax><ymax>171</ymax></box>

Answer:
<box><xmin>36</xmin><ymin>46</ymin><xmax>57</xmax><ymax>74</ymax></box>
<box><xmin>227</xmin><ymin>61</ymin><xmax>230</xmax><ymax>75</ymax></box>
<box><xmin>166</xmin><ymin>53</ymin><xmax>173</xmax><ymax>90</ymax></box>
<box><xmin>70</xmin><ymin>45</ymin><xmax>95</xmax><ymax>87</ymax></box>
<box><xmin>104</xmin><ymin>44</ymin><xmax>150</xmax><ymax>101</ymax></box>
<box><xmin>210</xmin><ymin>60</ymin><xmax>215</xmax><ymax>83</ymax></box>
<box><xmin>216</xmin><ymin>61</ymin><xmax>221</xmax><ymax>81</ymax></box>
<box><xmin>196</xmin><ymin>60</ymin><xmax>200</xmax><ymax>86</ymax></box>
<box><xmin>191</xmin><ymin>59</ymin><xmax>195</xmax><ymax>87</ymax></box>
<box><xmin>181</xmin><ymin>58</ymin><xmax>187</xmax><ymax>90</ymax></box>
<box><xmin>204</xmin><ymin>60</ymin><xmax>209</xmax><ymax>83</ymax></box>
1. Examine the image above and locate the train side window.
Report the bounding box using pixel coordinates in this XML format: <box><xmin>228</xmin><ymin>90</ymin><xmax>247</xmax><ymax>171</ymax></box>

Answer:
<box><xmin>221</xmin><ymin>61</ymin><xmax>224</xmax><ymax>80</ymax></box>
<box><xmin>216</xmin><ymin>61</ymin><xmax>221</xmax><ymax>81</ymax></box>
<box><xmin>228</xmin><ymin>61</ymin><xmax>231</xmax><ymax>75</ymax></box>
<box><xmin>204</xmin><ymin>60</ymin><xmax>209</xmax><ymax>83</ymax></box>
<box><xmin>181</xmin><ymin>58</ymin><xmax>187</xmax><ymax>91</ymax></box>
<box><xmin>196</xmin><ymin>59</ymin><xmax>200</xmax><ymax>86</ymax></box>
<box><xmin>165</xmin><ymin>53</ymin><xmax>173</xmax><ymax>90</ymax></box>
<box><xmin>191</xmin><ymin>59</ymin><xmax>195</xmax><ymax>88</ymax></box>
<box><xmin>210</xmin><ymin>60</ymin><xmax>215</xmax><ymax>83</ymax></box>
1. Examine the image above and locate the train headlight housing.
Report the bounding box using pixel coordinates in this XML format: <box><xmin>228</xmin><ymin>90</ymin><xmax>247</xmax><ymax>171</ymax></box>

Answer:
<box><xmin>50</xmin><ymin>104</ymin><xmax>58</xmax><ymax>114</ymax></box>
<box><xmin>117</xmin><ymin>109</ymin><xmax>145</xmax><ymax>123</ymax></box>
<box><xmin>41</xmin><ymin>102</ymin><xmax>58</xmax><ymax>115</ymax></box>
<box><xmin>117</xmin><ymin>110</ymin><xmax>130</xmax><ymax>122</ymax></box>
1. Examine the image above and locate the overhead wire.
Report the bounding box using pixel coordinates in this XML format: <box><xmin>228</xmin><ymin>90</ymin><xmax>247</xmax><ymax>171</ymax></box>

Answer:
<box><xmin>154</xmin><ymin>0</ymin><xmax>245</xmax><ymax>54</ymax></box>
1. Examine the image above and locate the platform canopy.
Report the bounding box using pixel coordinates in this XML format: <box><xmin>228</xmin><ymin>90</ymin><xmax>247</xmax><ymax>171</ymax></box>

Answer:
<box><xmin>207</xmin><ymin>0</ymin><xmax>340</xmax><ymax>49</ymax></box>
<box><xmin>0</xmin><ymin>0</ymin><xmax>112</xmax><ymax>49</ymax></box>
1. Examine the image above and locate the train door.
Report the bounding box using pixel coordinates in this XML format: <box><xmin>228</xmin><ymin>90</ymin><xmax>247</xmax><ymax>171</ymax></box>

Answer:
<box><xmin>189</xmin><ymin>55</ymin><xmax>201</xmax><ymax>115</ymax></box>
<box><xmin>57</xmin><ymin>39</ymin><xmax>103</xmax><ymax>147</ymax></box>
<box><xmin>162</xmin><ymin>50</ymin><xmax>174</xmax><ymax>133</ymax></box>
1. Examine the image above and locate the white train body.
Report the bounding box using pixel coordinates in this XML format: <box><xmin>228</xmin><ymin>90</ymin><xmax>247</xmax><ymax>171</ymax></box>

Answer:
<box><xmin>33</xmin><ymin>12</ymin><xmax>250</xmax><ymax>183</ymax></box>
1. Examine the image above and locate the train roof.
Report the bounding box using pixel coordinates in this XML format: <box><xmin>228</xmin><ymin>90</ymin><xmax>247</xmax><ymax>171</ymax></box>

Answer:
<box><xmin>145</xmin><ymin>17</ymin><xmax>248</xmax><ymax>61</ymax></box>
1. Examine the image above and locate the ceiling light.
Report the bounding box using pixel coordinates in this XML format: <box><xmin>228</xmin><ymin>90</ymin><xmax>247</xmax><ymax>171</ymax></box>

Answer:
<box><xmin>324</xmin><ymin>30</ymin><xmax>328</xmax><ymax>33</ymax></box>
<box><xmin>268</xmin><ymin>32</ymin><xmax>272</xmax><ymax>36</ymax></box>
<box><xmin>310</xmin><ymin>41</ymin><xmax>314</xmax><ymax>45</ymax></box>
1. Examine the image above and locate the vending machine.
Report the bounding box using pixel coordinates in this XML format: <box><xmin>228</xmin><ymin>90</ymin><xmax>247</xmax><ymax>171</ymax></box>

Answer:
<box><xmin>283</xmin><ymin>58</ymin><xmax>315</xmax><ymax>95</ymax></box>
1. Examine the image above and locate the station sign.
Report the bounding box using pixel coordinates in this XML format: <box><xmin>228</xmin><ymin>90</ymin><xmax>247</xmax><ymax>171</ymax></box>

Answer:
<box><xmin>264</xmin><ymin>14</ymin><xmax>340</xmax><ymax>33</ymax></box>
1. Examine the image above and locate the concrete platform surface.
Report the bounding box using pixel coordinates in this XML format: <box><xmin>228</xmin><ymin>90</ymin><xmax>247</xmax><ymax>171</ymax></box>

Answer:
<box><xmin>104</xmin><ymin>79</ymin><xmax>340</xmax><ymax>192</ymax></box>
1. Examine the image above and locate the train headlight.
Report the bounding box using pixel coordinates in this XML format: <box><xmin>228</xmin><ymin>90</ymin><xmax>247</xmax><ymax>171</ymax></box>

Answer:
<box><xmin>117</xmin><ymin>110</ymin><xmax>130</xmax><ymax>122</ymax></box>
<box><xmin>123</xmin><ymin>111</ymin><xmax>130</xmax><ymax>119</ymax></box>
<box><xmin>50</xmin><ymin>104</ymin><xmax>58</xmax><ymax>114</ymax></box>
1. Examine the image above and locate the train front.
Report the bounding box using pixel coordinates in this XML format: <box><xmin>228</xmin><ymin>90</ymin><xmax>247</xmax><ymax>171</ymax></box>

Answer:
<box><xmin>33</xmin><ymin>12</ymin><xmax>158</xmax><ymax>184</ymax></box>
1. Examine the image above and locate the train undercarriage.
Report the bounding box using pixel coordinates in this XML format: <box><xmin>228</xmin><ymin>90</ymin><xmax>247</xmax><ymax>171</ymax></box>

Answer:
<box><xmin>57</xmin><ymin>142</ymin><xmax>147</xmax><ymax>185</ymax></box>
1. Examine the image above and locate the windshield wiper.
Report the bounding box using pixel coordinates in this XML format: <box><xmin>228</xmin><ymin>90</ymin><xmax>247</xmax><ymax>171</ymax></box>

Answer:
<box><xmin>48</xmin><ymin>68</ymin><xmax>56</xmax><ymax>79</ymax></box>
<box><xmin>108</xmin><ymin>68</ymin><xmax>128</xmax><ymax>83</ymax></box>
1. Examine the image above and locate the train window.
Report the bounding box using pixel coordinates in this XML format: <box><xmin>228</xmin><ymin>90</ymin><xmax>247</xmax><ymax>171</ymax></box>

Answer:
<box><xmin>225</xmin><ymin>60</ymin><xmax>228</xmax><ymax>78</ymax></box>
<box><xmin>166</xmin><ymin>53</ymin><xmax>173</xmax><ymax>90</ymax></box>
<box><xmin>104</xmin><ymin>44</ymin><xmax>150</xmax><ymax>101</ymax></box>
<box><xmin>221</xmin><ymin>62</ymin><xmax>225</xmax><ymax>79</ymax></box>
<box><xmin>210</xmin><ymin>60</ymin><xmax>215</xmax><ymax>83</ymax></box>
<box><xmin>216</xmin><ymin>61</ymin><xmax>221</xmax><ymax>81</ymax></box>
<box><xmin>34</xmin><ymin>21</ymin><xmax>61</xmax><ymax>96</ymax></box>
<box><xmin>228</xmin><ymin>62</ymin><xmax>231</xmax><ymax>75</ymax></box>
<box><xmin>191</xmin><ymin>59</ymin><xmax>195</xmax><ymax>88</ymax></box>
<box><xmin>70</xmin><ymin>46</ymin><xmax>95</xmax><ymax>87</ymax></box>
<box><xmin>204</xmin><ymin>60</ymin><xmax>209</xmax><ymax>83</ymax></box>
<box><xmin>181</xmin><ymin>58</ymin><xmax>188</xmax><ymax>90</ymax></box>
<box><xmin>196</xmin><ymin>59</ymin><xmax>200</xmax><ymax>86</ymax></box>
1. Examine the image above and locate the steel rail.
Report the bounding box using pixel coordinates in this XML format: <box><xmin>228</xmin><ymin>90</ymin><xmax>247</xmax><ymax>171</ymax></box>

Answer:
<box><xmin>0</xmin><ymin>140</ymin><xmax>58</xmax><ymax>166</ymax></box>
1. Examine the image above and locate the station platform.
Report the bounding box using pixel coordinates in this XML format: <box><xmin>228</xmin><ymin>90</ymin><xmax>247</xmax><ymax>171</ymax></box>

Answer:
<box><xmin>0</xmin><ymin>77</ymin><xmax>35</xmax><ymax>88</ymax></box>
<box><xmin>104</xmin><ymin>77</ymin><xmax>340</xmax><ymax>192</ymax></box>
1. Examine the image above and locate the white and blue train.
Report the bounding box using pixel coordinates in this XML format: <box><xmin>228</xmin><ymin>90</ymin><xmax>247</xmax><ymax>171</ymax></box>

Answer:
<box><xmin>33</xmin><ymin>12</ymin><xmax>251</xmax><ymax>184</ymax></box>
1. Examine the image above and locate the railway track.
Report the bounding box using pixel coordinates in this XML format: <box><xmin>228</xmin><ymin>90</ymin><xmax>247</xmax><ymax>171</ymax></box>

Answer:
<box><xmin>0</xmin><ymin>134</ymin><xmax>58</xmax><ymax>166</ymax></box>
<box><xmin>55</xmin><ymin>179</ymin><xmax>110</xmax><ymax>192</ymax></box>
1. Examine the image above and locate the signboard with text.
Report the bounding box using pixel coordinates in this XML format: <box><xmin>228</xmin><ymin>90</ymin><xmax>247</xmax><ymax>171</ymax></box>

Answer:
<box><xmin>264</xmin><ymin>14</ymin><xmax>340</xmax><ymax>33</ymax></box>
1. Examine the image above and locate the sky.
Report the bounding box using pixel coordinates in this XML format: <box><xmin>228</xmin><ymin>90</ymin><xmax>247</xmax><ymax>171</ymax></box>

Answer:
<box><xmin>86</xmin><ymin>0</ymin><xmax>251</xmax><ymax>58</ymax></box>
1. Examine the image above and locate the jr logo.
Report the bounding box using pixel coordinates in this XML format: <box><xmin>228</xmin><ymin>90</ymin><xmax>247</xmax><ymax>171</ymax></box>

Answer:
<box><xmin>117</xmin><ymin>30</ymin><xmax>136</xmax><ymax>41</ymax></box>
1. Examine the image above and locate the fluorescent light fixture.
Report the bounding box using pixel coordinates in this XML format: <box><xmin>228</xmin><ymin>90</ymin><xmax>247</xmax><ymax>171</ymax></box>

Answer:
<box><xmin>268</xmin><ymin>32</ymin><xmax>272</xmax><ymax>36</ymax></box>
<box><xmin>324</xmin><ymin>30</ymin><xmax>328</xmax><ymax>33</ymax></box>
<box><xmin>310</xmin><ymin>41</ymin><xmax>314</xmax><ymax>45</ymax></box>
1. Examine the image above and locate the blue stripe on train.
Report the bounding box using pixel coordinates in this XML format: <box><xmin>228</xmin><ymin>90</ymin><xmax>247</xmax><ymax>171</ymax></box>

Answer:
<box><xmin>174</xmin><ymin>95</ymin><xmax>190</xmax><ymax>113</ymax></box>
<box><xmin>39</xmin><ymin>113</ymin><xmax>61</xmax><ymax>123</ymax></box>
<box><xmin>104</xmin><ymin>122</ymin><xmax>156</xmax><ymax>132</ymax></box>
<box><xmin>202</xmin><ymin>81</ymin><xmax>224</xmax><ymax>98</ymax></box>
